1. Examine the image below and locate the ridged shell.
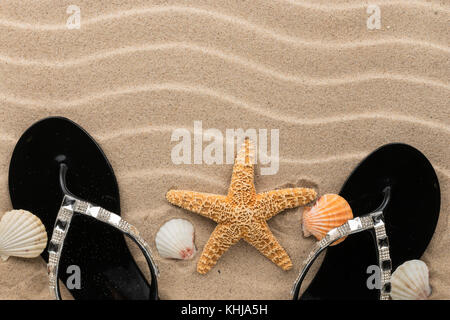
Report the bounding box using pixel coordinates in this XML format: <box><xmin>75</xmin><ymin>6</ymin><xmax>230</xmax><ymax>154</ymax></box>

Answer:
<box><xmin>0</xmin><ymin>210</ymin><xmax>48</xmax><ymax>261</ymax></box>
<box><xmin>391</xmin><ymin>260</ymin><xmax>431</xmax><ymax>300</ymax></box>
<box><xmin>302</xmin><ymin>194</ymin><xmax>353</xmax><ymax>245</ymax></box>
<box><xmin>155</xmin><ymin>219</ymin><xmax>196</xmax><ymax>260</ymax></box>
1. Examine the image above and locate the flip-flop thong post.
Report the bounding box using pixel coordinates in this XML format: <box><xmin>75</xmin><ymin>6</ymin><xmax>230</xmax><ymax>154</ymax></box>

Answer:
<box><xmin>292</xmin><ymin>144</ymin><xmax>440</xmax><ymax>300</ymax></box>
<box><xmin>9</xmin><ymin>117</ymin><xmax>159</xmax><ymax>300</ymax></box>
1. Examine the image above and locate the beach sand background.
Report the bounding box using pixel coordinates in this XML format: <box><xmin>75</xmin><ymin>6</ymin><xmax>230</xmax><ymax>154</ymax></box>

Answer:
<box><xmin>0</xmin><ymin>0</ymin><xmax>449</xmax><ymax>299</ymax></box>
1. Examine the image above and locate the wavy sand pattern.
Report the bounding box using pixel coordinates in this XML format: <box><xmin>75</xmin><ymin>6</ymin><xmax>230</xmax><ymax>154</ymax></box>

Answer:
<box><xmin>0</xmin><ymin>0</ymin><xmax>449</xmax><ymax>299</ymax></box>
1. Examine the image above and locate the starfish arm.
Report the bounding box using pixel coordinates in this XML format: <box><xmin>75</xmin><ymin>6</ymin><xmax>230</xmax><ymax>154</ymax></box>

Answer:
<box><xmin>197</xmin><ymin>224</ymin><xmax>241</xmax><ymax>274</ymax></box>
<box><xmin>242</xmin><ymin>221</ymin><xmax>292</xmax><ymax>270</ymax></box>
<box><xmin>228</xmin><ymin>138</ymin><xmax>256</xmax><ymax>205</ymax></box>
<box><xmin>255</xmin><ymin>187</ymin><xmax>317</xmax><ymax>220</ymax></box>
<box><xmin>166</xmin><ymin>190</ymin><xmax>230</xmax><ymax>223</ymax></box>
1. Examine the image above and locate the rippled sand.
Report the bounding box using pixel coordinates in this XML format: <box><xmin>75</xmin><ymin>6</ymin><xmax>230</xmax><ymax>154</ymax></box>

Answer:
<box><xmin>0</xmin><ymin>0</ymin><xmax>448</xmax><ymax>299</ymax></box>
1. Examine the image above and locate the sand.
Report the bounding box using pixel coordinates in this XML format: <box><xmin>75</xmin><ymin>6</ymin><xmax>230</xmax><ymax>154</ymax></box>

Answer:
<box><xmin>0</xmin><ymin>0</ymin><xmax>448</xmax><ymax>299</ymax></box>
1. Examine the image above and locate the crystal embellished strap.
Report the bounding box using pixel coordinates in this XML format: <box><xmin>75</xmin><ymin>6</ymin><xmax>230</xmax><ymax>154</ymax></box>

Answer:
<box><xmin>291</xmin><ymin>211</ymin><xmax>392</xmax><ymax>300</ymax></box>
<box><xmin>372</xmin><ymin>213</ymin><xmax>392</xmax><ymax>300</ymax></box>
<box><xmin>47</xmin><ymin>195</ymin><xmax>159</xmax><ymax>300</ymax></box>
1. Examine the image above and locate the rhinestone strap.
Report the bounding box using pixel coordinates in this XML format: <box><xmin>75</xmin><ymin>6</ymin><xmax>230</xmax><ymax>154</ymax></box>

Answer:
<box><xmin>47</xmin><ymin>195</ymin><xmax>159</xmax><ymax>299</ymax></box>
<box><xmin>291</xmin><ymin>211</ymin><xmax>392</xmax><ymax>300</ymax></box>
<box><xmin>372</xmin><ymin>212</ymin><xmax>392</xmax><ymax>300</ymax></box>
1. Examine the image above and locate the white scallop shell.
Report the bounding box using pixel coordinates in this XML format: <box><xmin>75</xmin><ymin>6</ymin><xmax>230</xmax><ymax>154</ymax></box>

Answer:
<box><xmin>155</xmin><ymin>219</ymin><xmax>196</xmax><ymax>260</ymax></box>
<box><xmin>391</xmin><ymin>260</ymin><xmax>431</xmax><ymax>300</ymax></box>
<box><xmin>0</xmin><ymin>210</ymin><xmax>48</xmax><ymax>261</ymax></box>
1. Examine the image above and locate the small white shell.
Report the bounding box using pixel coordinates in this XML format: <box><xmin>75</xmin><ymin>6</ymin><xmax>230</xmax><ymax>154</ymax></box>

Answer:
<box><xmin>391</xmin><ymin>260</ymin><xmax>431</xmax><ymax>300</ymax></box>
<box><xmin>0</xmin><ymin>210</ymin><xmax>48</xmax><ymax>261</ymax></box>
<box><xmin>155</xmin><ymin>219</ymin><xmax>196</xmax><ymax>260</ymax></box>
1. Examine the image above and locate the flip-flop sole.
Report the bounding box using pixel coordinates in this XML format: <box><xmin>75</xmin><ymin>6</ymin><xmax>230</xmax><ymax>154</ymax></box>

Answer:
<box><xmin>9</xmin><ymin>117</ymin><xmax>154</xmax><ymax>299</ymax></box>
<box><xmin>300</xmin><ymin>143</ymin><xmax>440</xmax><ymax>300</ymax></box>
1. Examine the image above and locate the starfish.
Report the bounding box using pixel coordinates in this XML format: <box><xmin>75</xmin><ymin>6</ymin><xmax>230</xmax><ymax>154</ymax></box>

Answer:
<box><xmin>166</xmin><ymin>138</ymin><xmax>317</xmax><ymax>274</ymax></box>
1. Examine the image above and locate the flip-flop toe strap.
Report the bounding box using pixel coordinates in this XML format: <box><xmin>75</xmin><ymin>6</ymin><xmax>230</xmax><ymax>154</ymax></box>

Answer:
<box><xmin>292</xmin><ymin>211</ymin><xmax>392</xmax><ymax>300</ymax></box>
<box><xmin>47</xmin><ymin>195</ymin><xmax>159</xmax><ymax>300</ymax></box>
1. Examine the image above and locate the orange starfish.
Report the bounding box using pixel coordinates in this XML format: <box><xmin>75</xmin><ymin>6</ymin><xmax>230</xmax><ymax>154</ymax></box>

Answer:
<box><xmin>166</xmin><ymin>138</ymin><xmax>317</xmax><ymax>274</ymax></box>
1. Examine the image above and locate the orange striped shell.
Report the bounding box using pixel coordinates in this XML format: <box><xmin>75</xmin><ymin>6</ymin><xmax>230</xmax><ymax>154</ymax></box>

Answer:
<box><xmin>302</xmin><ymin>194</ymin><xmax>353</xmax><ymax>246</ymax></box>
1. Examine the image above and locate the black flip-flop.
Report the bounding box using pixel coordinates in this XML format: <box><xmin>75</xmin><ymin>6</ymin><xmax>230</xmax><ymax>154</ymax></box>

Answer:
<box><xmin>9</xmin><ymin>117</ymin><xmax>159</xmax><ymax>300</ymax></box>
<box><xmin>292</xmin><ymin>143</ymin><xmax>440</xmax><ymax>300</ymax></box>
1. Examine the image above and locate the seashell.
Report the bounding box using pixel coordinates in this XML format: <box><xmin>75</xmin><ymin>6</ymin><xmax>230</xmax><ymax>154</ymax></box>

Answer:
<box><xmin>0</xmin><ymin>210</ymin><xmax>48</xmax><ymax>261</ymax></box>
<box><xmin>302</xmin><ymin>194</ymin><xmax>353</xmax><ymax>245</ymax></box>
<box><xmin>155</xmin><ymin>219</ymin><xmax>197</xmax><ymax>260</ymax></box>
<box><xmin>391</xmin><ymin>260</ymin><xmax>431</xmax><ymax>300</ymax></box>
